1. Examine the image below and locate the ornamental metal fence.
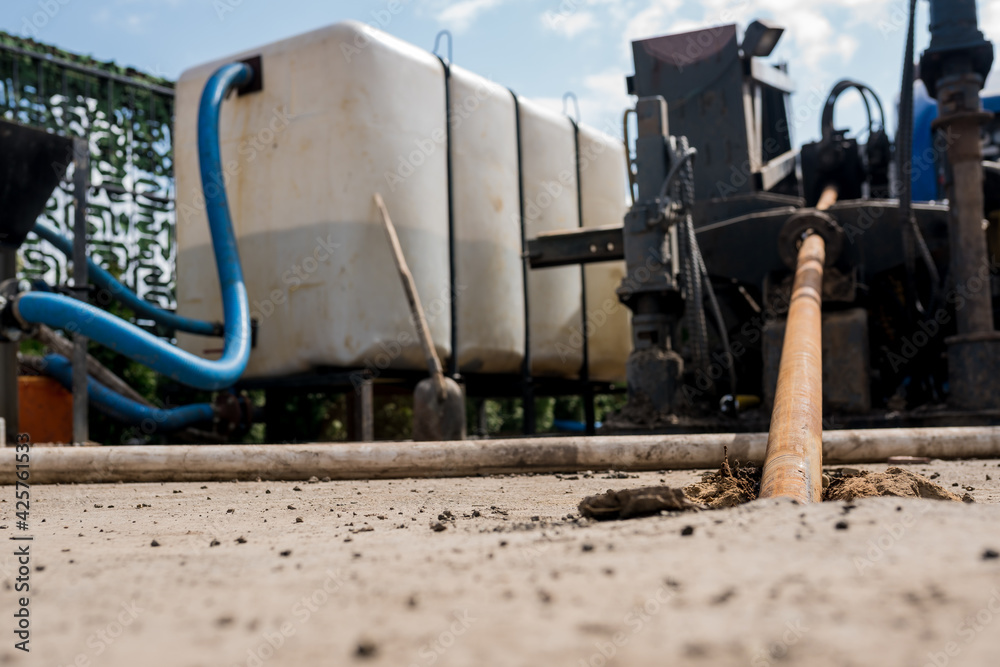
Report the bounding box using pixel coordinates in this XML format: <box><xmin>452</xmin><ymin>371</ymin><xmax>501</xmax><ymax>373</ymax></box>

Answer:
<box><xmin>0</xmin><ymin>31</ymin><xmax>177</xmax><ymax>315</ymax></box>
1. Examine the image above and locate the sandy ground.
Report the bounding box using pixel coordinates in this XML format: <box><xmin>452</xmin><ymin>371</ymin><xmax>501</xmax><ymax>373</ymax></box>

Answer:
<box><xmin>2</xmin><ymin>458</ymin><xmax>1000</xmax><ymax>667</ymax></box>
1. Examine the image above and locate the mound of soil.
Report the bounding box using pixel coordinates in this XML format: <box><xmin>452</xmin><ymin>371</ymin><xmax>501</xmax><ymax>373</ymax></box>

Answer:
<box><xmin>823</xmin><ymin>467</ymin><xmax>962</xmax><ymax>502</ymax></box>
<box><xmin>580</xmin><ymin>461</ymin><xmax>961</xmax><ymax>523</ymax></box>
<box><xmin>579</xmin><ymin>486</ymin><xmax>704</xmax><ymax>520</ymax></box>
<box><xmin>683</xmin><ymin>455</ymin><xmax>762</xmax><ymax>508</ymax></box>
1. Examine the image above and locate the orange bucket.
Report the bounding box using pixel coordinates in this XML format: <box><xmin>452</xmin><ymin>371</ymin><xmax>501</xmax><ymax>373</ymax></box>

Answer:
<box><xmin>19</xmin><ymin>376</ymin><xmax>73</xmax><ymax>444</ymax></box>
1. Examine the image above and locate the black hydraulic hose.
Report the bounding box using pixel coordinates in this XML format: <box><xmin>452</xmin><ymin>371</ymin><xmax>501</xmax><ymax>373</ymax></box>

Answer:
<box><xmin>822</xmin><ymin>80</ymin><xmax>880</xmax><ymax>139</ymax></box>
<box><xmin>667</xmin><ymin>137</ymin><xmax>735</xmax><ymax>392</ymax></box>
<box><xmin>658</xmin><ymin>146</ymin><xmax>697</xmax><ymax>201</ymax></box>
<box><xmin>684</xmin><ymin>213</ymin><xmax>707</xmax><ymax>372</ymax></box>
<box><xmin>674</xmin><ymin>137</ymin><xmax>708</xmax><ymax>374</ymax></box>
<box><xmin>898</xmin><ymin>0</ymin><xmax>941</xmax><ymax>309</ymax></box>
<box><xmin>696</xmin><ymin>246</ymin><xmax>737</xmax><ymax>395</ymax></box>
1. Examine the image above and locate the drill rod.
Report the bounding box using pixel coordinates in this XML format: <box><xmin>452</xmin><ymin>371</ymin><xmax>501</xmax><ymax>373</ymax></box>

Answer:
<box><xmin>759</xmin><ymin>232</ymin><xmax>826</xmax><ymax>502</ymax></box>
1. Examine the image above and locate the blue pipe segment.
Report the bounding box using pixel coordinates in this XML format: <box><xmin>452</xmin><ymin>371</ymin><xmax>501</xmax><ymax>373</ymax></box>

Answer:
<box><xmin>31</xmin><ymin>221</ymin><xmax>222</xmax><ymax>337</ymax></box>
<box><xmin>16</xmin><ymin>62</ymin><xmax>253</xmax><ymax>391</ymax></box>
<box><xmin>910</xmin><ymin>84</ymin><xmax>1000</xmax><ymax>202</ymax></box>
<box><xmin>552</xmin><ymin>419</ymin><xmax>602</xmax><ymax>433</ymax></box>
<box><xmin>41</xmin><ymin>354</ymin><xmax>215</xmax><ymax>432</ymax></box>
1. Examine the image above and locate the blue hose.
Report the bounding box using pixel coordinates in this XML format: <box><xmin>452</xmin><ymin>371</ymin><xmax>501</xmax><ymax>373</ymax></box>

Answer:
<box><xmin>16</xmin><ymin>62</ymin><xmax>253</xmax><ymax>391</ymax></box>
<box><xmin>31</xmin><ymin>221</ymin><xmax>222</xmax><ymax>337</ymax></box>
<box><xmin>41</xmin><ymin>354</ymin><xmax>215</xmax><ymax>432</ymax></box>
<box><xmin>552</xmin><ymin>419</ymin><xmax>603</xmax><ymax>433</ymax></box>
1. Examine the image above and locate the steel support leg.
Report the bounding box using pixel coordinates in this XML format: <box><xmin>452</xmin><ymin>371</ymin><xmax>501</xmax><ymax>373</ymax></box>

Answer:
<box><xmin>71</xmin><ymin>137</ymin><xmax>89</xmax><ymax>445</ymax></box>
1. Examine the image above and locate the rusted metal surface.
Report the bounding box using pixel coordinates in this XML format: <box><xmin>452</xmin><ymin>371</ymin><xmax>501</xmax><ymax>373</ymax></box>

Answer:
<box><xmin>760</xmin><ymin>233</ymin><xmax>826</xmax><ymax>503</ymax></box>
<box><xmin>933</xmin><ymin>69</ymin><xmax>1000</xmax><ymax>410</ymax></box>
<box><xmin>940</xmin><ymin>107</ymin><xmax>994</xmax><ymax>335</ymax></box>
<box><xmin>817</xmin><ymin>184</ymin><xmax>839</xmax><ymax>212</ymax></box>
<box><xmin>776</xmin><ymin>209</ymin><xmax>842</xmax><ymax>269</ymax></box>
<box><xmin>71</xmin><ymin>136</ymin><xmax>89</xmax><ymax>446</ymax></box>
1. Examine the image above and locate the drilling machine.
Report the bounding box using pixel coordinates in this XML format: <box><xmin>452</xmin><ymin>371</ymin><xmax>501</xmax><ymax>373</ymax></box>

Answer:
<box><xmin>529</xmin><ymin>0</ymin><xmax>1000</xmax><ymax>434</ymax></box>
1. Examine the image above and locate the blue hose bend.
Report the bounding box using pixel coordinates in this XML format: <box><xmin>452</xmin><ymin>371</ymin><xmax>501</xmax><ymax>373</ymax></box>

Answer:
<box><xmin>31</xmin><ymin>221</ymin><xmax>222</xmax><ymax>337</ymax></box>
<box><xmin>41</xmin><ymin>354</ymin><xmax>215</xmax><ymax>433</ymax></box>
<box><xmin>16</xmin><ymin>62</ymin><xmax>253</xmax><ymax>391</ymax></box>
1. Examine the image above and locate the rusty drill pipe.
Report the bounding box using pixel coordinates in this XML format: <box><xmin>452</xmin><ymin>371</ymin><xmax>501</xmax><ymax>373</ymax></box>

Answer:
<box><xmin>760</xmin><ymin>232</ymin><xmax>826</xmax><ymax>502</ymax></box>
<box><xmin>816</xmin><ymin>184</ymin><xmax>839</xmax><ymax>212</ymax></box>
<box><xmin>944</xmin><ymin>112</ymin><xmax>994</xmax><ymax>335</ymax></box>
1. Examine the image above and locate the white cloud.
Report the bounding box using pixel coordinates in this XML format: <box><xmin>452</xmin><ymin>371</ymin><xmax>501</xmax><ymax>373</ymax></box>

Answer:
<box><xmin>581</xmin><ymin>69</ymin><xmax>632</xmax><ymax>126</ymax></box>
<box><xmin>437</xmin><ymin>0</ymin><xmax>506</xmax><ymax>33</ymax></box>
<box><xmin>541</xmin><ymin>10</ymin><xmax>599</xmax><ymax>38</ymax></box>
<box><xmin>775</xmin><ymin>7</ymin><xmax>858</xmax><ymax>68</ymax></box>
<box><xmin>977</xmin><ymin>1</ymin><xmax>1000</xmax><ymax>91</ymax></box>
<box><xmin>527</xmin><ymin>68</ymin><xmax>631</xmax><ymax>138</ymax></box>
<box><xmin>981</xmin><ymin>1</ymin><xmax>1000</xmax><ymax>49</ymax></box>
<box><xmin>624</xmin><ymin>0</ymin><xmax>683</xmax><ymax>44</ymax></box>
<box><xmin>92</xmin><ymin>0</ymin><xmax>190</xmax><ymax>34</ymax></box>
<box><xmin>622</xmin><ymin>0</ymin><xmax>879</xmax><ymax>71</ymax></box>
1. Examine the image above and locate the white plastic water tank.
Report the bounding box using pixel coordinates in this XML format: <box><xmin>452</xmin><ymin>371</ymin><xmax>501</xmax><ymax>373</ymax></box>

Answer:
<box><xmin>578</xmin><ymin>125</ymin><xmax>631</xmax><ymax>382</ymax></box>
<box><xmin>449</xmin><ymin>65</ymin><xmax>525</xmax><ymax>374</ymax></box>
<box><xmin>174</xmin><ymin>21</ymin><xmax>630</xmax><ymax>384</ymax></box>
<box><xmin>517</xmin><ymin>98</ymin><xmax>584</xmax><ymax>378</ymax></box>
<box><xmin>173</xmin><ymin>22</ymin><xmax>452</xmax><ymax>378</ymax></box>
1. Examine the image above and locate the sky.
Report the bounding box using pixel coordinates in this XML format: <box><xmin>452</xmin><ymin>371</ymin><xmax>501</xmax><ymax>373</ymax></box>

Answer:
<box><xmin>2</xmin><ymin>0</ymin><xmax>1000</xmax><ymax>147</ymax></box>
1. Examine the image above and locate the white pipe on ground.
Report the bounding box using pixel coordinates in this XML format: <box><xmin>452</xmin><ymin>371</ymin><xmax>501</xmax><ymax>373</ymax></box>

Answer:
<box><xmin>3</xmin><ymin>426</ymin><xmax>999</xmax><ymax>484</ymax></box>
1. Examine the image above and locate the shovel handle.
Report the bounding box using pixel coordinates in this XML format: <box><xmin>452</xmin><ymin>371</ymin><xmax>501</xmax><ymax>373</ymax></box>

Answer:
<box><xmin>374</xmin><ymin>193</ymin><xmax>448</xmax><ymax>396</ymax></box>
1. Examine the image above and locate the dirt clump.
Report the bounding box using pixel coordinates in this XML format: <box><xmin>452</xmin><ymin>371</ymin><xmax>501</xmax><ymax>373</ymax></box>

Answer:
<box><xmin>683</xmin><ymin>454</ymin><xmax>762</xmax><ymax>508</ymax></box>
<box><xmin>823</xmin><ymin>467</ymin><xmax>962</xmax><ymax>502</ymax></box>
<box><xmin>579</xmin><ymin>486</ymin><xmax>704</xmax><ymax>520</ymax></box>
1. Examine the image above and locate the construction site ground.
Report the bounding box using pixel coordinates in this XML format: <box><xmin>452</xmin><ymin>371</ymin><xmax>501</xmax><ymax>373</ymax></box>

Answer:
<box><xmin>5</xmin><ymin>458</ymin><xmax>1000</xmax><ymax>667</ymax></box>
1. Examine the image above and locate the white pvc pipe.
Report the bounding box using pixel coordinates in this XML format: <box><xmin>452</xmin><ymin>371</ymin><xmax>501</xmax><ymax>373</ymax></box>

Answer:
<box><xmin>3</xmin><ymin>426</ymin><xmax>999</xmax><ymax>485</ymax></box>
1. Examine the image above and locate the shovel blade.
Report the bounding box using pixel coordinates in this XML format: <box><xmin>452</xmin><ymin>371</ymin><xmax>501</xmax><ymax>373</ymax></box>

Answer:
<box><xmin>413</xmin><ymin>377</ymin><xmax>466</xmax><ymax>441</ymax></box>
